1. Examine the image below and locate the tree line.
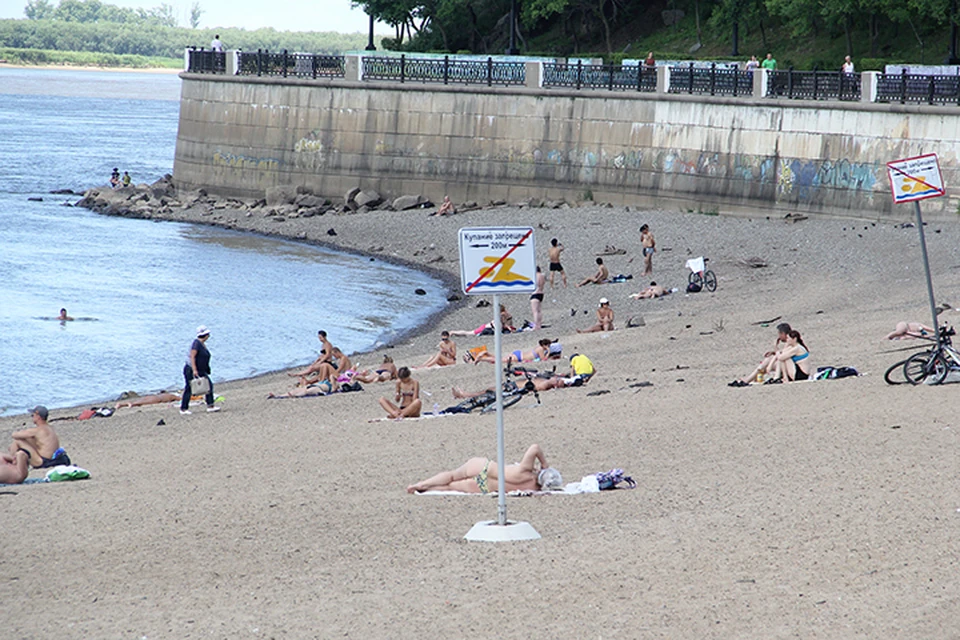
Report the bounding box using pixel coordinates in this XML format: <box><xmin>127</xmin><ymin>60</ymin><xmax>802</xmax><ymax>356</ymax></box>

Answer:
<box><xmin>355</xmin><ymin>0</ymin><xmax>958</xmax><ymax>59</ymax></box>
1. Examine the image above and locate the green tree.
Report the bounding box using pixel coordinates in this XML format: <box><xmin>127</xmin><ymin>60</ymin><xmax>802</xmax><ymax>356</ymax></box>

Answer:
<box><xmin>189</xmin><ymin>1</ymin><xmax>203</xmax><ymax>29</ymax></box>
<box><xmin>24</xmin><ymin>0</ymin><xmax>55</xmax><ymax>20</ymax></box>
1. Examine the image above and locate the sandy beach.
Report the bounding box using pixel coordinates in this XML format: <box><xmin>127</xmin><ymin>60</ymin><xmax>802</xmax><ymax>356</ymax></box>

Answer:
<box><xmin>2</xmin><ymin>197</ymin><xmax>959</xmax><ymax>638</ymax></box>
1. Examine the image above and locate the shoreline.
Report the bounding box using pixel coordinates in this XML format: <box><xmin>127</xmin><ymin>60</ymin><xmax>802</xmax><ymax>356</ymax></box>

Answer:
<box><xmin>0</xmin><ymin>62</ymin><xmax>181</xmax><ymax>74</ymax></box>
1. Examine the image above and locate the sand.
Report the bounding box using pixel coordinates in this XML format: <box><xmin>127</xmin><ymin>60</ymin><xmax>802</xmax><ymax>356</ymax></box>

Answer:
<box><xmin>2</xmin><ymin>200</ymin><xmax>959</xmax><ymax>638</ymax></box>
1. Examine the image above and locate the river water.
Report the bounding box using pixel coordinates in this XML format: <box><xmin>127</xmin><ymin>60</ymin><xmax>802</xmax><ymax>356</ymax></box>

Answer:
<box><xmin>0</xmin><ymin>67</ymin><xmax>447</xmax><ymax>416</ymax></box>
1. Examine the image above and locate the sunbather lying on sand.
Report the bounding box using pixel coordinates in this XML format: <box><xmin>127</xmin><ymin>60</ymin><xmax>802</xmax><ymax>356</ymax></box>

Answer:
<box><xmin>406</xmin><ymin>443</ymin><xmax>562</xmax><ymax>494</ymax></box>
<box><xmin>115</xmin><ymin>392</ymin><xmax>180</xmax><ymax>409</ymax></box>
<box><xmin>629</xmin><ymin>281</ymin><xmax>671</xmax><ymax>299</ymax></box>
<box><xmin>466</xmin><ymin>338</ymin><xmax>559</xmax><ymax>365</ymax></box>
<box><xmin>886</xmin><ymin>321</ymin><xmax>936</xmax><ymax>340</ymax></box>
<box><xmin>352</xmin><ymin>355</ymin><xmax>398</xmax><ymax>383</ymax></box>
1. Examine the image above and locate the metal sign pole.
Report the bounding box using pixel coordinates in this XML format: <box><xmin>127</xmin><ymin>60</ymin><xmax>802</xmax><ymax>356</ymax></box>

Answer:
<box><xmin>492</xmin><ymin>293</ymin><xmax>507</xmax><ymax>526</ymax></box>
<box><xmin>913</xmin><ymin>201</ymin><xmax>942</xmax><ymax>347</ymax></box>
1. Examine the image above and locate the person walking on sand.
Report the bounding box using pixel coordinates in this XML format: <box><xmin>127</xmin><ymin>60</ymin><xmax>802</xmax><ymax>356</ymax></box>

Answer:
<box><xmin>180</xmin><ymin>325</ymin><xmax>220</xmax><ymax>415</ymax></box>
<box><xmin>577</xmin><ymin>298</ymin><xmax>614</xmax><ymax>333</ymax></box>
<box><xmin>530</xmin><ymin>266</ymin><xmax>545</xmax><ymax>329</ymax></box>
<box><xmin>8</xmin><ymin>406</ymin><xmax>71</xmax><ymax>468</ymax></box>
<box><xmin>639</xmin><ymin>224</ymin><xmax>655</xmax><ymax>276</ymax></box>
<box><xmin>577</xmin><ymin>257</ymin><xmax>609</xmax><ymax>287</ymax></box>
<box><xmin>407</xmin><ymin>443</ymin><xmax>561</xmax><ymax>494</ymax></box>
<box><xmin>379</xmin><ymin>367</ymin><xmax>422</xmax><ymax>419</ymax></box>
<box><xmin>548</xmin><ymin>238</ymin><xmax>567</xmax><ymax>288</ymax></box>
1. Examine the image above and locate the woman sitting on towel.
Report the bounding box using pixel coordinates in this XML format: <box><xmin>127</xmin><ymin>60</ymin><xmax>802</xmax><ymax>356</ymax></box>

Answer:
<box><xmin>771</xmin><ymin>330</ymin><xmax>811</xmax><ymax>382</ymax></box>
<box><xmin>406</xmin><ymin>443</ymin><xmax>562</xmax><ymax>494</ymax></box>
<box><xmin>378</xmin><ymin>367</ymin><xmax>421</xmax><ymax>419</ymax></box>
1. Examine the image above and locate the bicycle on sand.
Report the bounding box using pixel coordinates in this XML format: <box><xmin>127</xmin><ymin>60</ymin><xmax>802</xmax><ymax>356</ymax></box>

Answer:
<box><xmin>449</xmin><ymin>363</ymin><xmax>542</xmax><ymax>414</ymax></box>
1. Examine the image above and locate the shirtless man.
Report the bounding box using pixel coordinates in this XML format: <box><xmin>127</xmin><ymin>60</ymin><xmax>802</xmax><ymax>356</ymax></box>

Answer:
<box><xmin>734</xmin><ymin>322</ymin><xmax>792</xmax><ymax>384</ymax></box>
<box><xmin>577</xmin><ymin>299</ymin><xmax>614</xmax><ymax>333</ymax></box>
<box><xmin>452</xmin><ymin>373</ymin><xmax>570</xmax><ymax>399</ymax></box>
<box><xmin>432</xmin><ymin>196</ymin><xmax>455</xmax><ymax>216</ymax></box>
<box><xmin>407</xmin><ymin>443</ymin><xmax>561</xmax><ymax>494</ymax></box>
<box><xmin>287</xmin><ymin>330</ymin><xmax>339</xmax><ymax>386</ymax></box>
<box><xmin>57</xmin><ymin>308</ymin><xmax>74</xmax><ymax>322</ymax></box>
<box><xmin>577</xmin><ymin>257</ymin><xmax>609</xmax><ymax>287</ymax></box>
<box><xmin>8</xmin><ymin>406</ymin><xmax>71</xmax><ymax>469</ymax></box>
<box><xmin>530</xmin><ymin>266</ymin><xmax>545</xmax><ymax>329</ymax></box>
<box><xmin>548</xmin><ymin>238</ymin><xmax>567</xmax><ymax>288</ymax></box>
<box><xmin>0</xmin><ymin>451</ymin><xmax>29</xmax><ymax>484</ymax></box>
<box><xmin>629</xmin><ymin>281</ymin><xmax>671</xmax><ymax>299</ymax></box>
<box><xmin>640</xmin><ymin>224</ymin><xmax>655</xmax><ymax>276</ymax></box>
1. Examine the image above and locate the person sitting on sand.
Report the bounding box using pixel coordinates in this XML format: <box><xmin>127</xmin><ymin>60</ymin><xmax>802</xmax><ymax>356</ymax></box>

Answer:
<box><xmin>577</xmin><ymin>257</ymin><xmax>610</xmax><ymax>287</ymax></box>
<box><xmin>57</xmin><ymin>308</ymin><xmax>74</xmax><ymax>322</ymax></box>
<box><xmin>0</xmin><ymin>451</ymin><xmax>29</xmax><ymax>484</ymax></box>
<box><xmin>568</xmin><ymin>353</ymin><xmax>596</xmax><ymax>383</ymax></box>
<box><xmin>886</xmin><ymin>321</ymin><xmax>936</xmax><ymax>340</ymax></box>
<box><xmin>379</xmin><ymin>367</ymin><xmax>422</xmax><ymax>419</ymax></box>
<box><xmin>115</xmin><ymin>392</ymin><xmax>181</xmax><ymax>409</ymax></box>
<box><xmin>431</xmin><ymin>196</ymin><xmax>455</xmax><ymax>216</ymax></box>
<box><xmin>769</xmin><ymin>330</ymin><xmax>811</xmax><ymax>382</ymax></box>
<box><xmin>417</xmin><ymin>331</ymin><xmax>457</xmax><ymax>368</ymax></box>
<box><xmin>407</xmin><ymin>443</ymin><xmax>562</xmax><ymax>494</ymax></box>
<box><xmin>8</xmin><ymin>406</ymin><xmax>71</xmax><ymax>469</ymax></box>
<box><xmin>734</xmin><ymin>322</ymin><xmax>792</xmax><ymax>385</ymax></box>
<box><xmin>331</xmin><ymin>347</ymin><xmax>356</xmax><ymax>381</ymax></box>
<box><xmin>629</xmin><ymin>282</ymin><xmax>671</xmax><ymax>299</ymax></box>
<box><xmin>352</xmin><ymin>355</ymin><xmax>398</xmax><ymax>383</ymax></box>
<box><xmin>577</xmin><ymin>298</ymin><xmax>614</xmax><ymax>333</ymax></box>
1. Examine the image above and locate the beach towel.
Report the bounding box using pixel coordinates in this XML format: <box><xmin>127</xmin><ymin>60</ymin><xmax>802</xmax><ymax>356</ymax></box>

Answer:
<box><xmin>685</xmin><ymin>257</ymin><xmax>705</xmax><ymax>273</ymax></box>
<box><xmin>0</xmin><ymin>465</ymin><xmax>90</xmax><ymax>487</ymax></box>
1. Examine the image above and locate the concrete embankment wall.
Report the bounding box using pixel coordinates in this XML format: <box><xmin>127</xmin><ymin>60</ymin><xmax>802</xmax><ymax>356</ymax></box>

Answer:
<box><xmin>173</xmin><ymin>73</ymin><xmax>960</xmax><ymax>219</ymax></box>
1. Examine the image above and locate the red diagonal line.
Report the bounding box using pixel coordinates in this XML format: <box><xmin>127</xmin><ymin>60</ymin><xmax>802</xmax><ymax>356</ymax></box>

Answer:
<box><xmin>888</xmin><ymin>163</ymin><xmax>942</xmax><ymax>193</ymax></box>
<box><xmin>465</xmin><ymin>229</ymin><xmax>534</xmax><ymax>293</ymax></box>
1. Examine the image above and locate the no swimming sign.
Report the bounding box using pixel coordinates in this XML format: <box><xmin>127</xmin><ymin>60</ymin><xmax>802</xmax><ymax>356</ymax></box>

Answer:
<box><xmin>458</xmin><ymin>227</ymin><xmax>537</xmax><ymax>295</ymax></box>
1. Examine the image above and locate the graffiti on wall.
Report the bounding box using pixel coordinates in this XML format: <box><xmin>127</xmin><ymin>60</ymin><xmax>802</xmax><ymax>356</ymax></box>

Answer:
<box><xmin>293</xmin><ymin>129</ymin><xmax>329</xmax><ymax>171</ymax></box>
<box><xmin>213</xmin><ymin>150</ymin><xmax>280</xmax><ymax>172</ymax></box>
<box><xmin>776</xmin><ymin>158</ymin><xmax>881</xmax><ymax>202</ymax></box>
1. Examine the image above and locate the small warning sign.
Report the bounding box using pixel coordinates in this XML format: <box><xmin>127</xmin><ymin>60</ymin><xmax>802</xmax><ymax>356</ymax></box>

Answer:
<box><xmin>459</xmin><ymin>227</ymin><xmax>536</xmax><ymax>295</ymax></box>
<box><xmin>887</xmin><ymin>154</ymin><xmax>945</xmax><ymax>204</ymax></box>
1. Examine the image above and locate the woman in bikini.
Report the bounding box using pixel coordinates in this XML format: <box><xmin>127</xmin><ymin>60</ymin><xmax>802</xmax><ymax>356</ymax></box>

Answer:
<box><xmin>406</xmin><ymin>443</ymin><xmax>562</xmax><ymax>494</ymax></box>
<box><xmin>378</xmin><ymin>366</ymin><xmax>422</xmax><ymax>419</ymax></box>
<box><xmin>464</xmin><ymin>338</ymin><xmax>554</xmax><ymax>365</ymax></box>
<box><xmin>417</xmin><ymin>331</ymin><xmax>457</xmax><ymax>368</ymax></box>
<box><xmin>449</xmin><ymin>304</ymin><xmax>517</xmax><ymax>337</ymax></box>
<box><xmin>353</xmin><ymin>355</ymin><xmax>398</xmax><ymax>383</ymax></box>
<box><xmin>530</xmin><ymin>266</ymin><xmax>545</xmax><ymax>329</ymax></box>
<box><xmin>771</xmin><ymin>329</ymin><xmax>811</xmax><ymax>382</ymax></box>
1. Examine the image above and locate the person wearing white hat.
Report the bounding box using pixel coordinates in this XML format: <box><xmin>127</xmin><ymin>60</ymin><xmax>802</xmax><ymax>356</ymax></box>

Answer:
<box><xmin>577</xmin><ymin>298</ymin><xmax>615</xmax><ymax>333</ymax></box>
<box><xmin>180</xmin><ymin>325</ymin><xmax>220</xmax><ymax>414</ymax></box>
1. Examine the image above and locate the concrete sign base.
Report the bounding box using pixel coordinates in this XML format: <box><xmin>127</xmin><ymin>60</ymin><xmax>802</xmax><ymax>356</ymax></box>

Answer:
<box><xmin>464</xmin><ymin>520</ymin><xmax>541</xmax><ymax>542</ymax></box>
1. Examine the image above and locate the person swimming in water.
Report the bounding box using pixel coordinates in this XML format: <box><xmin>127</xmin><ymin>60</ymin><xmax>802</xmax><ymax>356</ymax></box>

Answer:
<box><xmin>57</xmin><ymin>308</ymin><xmax>74</xmax><ymax>321</ymax></box>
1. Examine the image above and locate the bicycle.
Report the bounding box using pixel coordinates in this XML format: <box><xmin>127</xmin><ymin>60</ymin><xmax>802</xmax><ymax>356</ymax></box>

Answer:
<box><xmin>902</xmin><ymin>325</ymin><xmax>960</xmax><ymax>385</ymax></box>
<box><xmin>448</xmin><ymin>364</ymin><xmax>542</xmax><ymax>414</ymax></box>
<box><xmin>686</xmin><ymin>256</ymin><xmax>717</xmax><ymax>292</ymax></box>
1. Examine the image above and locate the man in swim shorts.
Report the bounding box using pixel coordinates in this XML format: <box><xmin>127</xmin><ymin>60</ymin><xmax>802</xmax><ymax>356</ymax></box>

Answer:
<box><xmin>406</xmin><ymin>444</ymin><xmax>561</xmax><ymax>493</ymax></box>
<box><xmin>548</xmin><ymin>238</ymin><xmax>567</xmax><ymax>288</ymax></box>
<box><xmin>639</xmin><ymin>224</ymin><xmax>655</xmax><ymax>276</ymax></box>
<box><xmin>0</xmin><ymin>451</ymin><xmax>29</xmax><ymax>484</ymax></box>
<box><xmin>8</xmin><ymin>406</ymin><xmax>71</xmax><ymax>469</ymax></box>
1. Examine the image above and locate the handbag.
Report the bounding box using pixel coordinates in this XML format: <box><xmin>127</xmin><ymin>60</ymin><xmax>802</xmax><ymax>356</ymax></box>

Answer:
<box><xmin>190</xmin><ymin>376</ymin><xmax>211</xmax><ymax>396</ymax></box>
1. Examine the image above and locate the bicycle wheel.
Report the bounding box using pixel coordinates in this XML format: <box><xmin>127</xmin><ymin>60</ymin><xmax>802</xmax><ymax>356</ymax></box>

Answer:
<box><xmin>688</xmin><ymin>271</ymin><xmax>703</xmax><ymax>288</ymax></box>
<box><xmin>480</xmin><ymin>393</ymin><xmax>524</xmax><ymax>414</ymax></box>
<box><xmin>929</xmin><ymin>354</ymin><xmax>950</xmax><ymax>385</ymax></box>
<box><xmin>884</xmin><ymin>358</ymin><xmax>910</xmax><ymax>385</ymax></box>
<box><xmin>904</xmin><ymin>351</ymin><xmax>937</xmax><ymax>385</ymax></box>
<box><xmin>703</xmin><ymin>270</ymin><xmax>717</xmax><ymax>292</ymax></box>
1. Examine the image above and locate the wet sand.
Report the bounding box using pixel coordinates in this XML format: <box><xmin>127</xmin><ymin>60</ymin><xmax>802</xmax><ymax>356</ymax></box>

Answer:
<box><xmin>2</xmin><ymin>200</ymin><xmax>959</xmax><ymax>637</ymax></box>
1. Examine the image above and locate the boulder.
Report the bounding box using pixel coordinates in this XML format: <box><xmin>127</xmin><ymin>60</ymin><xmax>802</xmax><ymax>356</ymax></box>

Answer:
<box><xmin>344</xmin><ymin>187</ymin><xmax>361</xmax><ymax>204</ymax></box>
<box><xmin>392</xmin><ymin>194</ymin><xmax>424</xmax><ymax>210</ymax></box>
<box><xmin>354</xmin><ymin>190</ymin><xmax>382</xmax><ymax>208</ymax></box>
<box><xmin>265</xmin><ymin>185</ymin><xmax>297</xmax><ymax>207</ymax></box>
<box><xmin>294</xmin><ymin>193</ymin><xmax>326</xmax><ymax>208</ymax></box>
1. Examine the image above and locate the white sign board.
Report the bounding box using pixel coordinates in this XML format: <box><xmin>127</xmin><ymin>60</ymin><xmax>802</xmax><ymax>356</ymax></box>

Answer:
<box><xmin>459</xmin><ymin>227</ymin><xmax>537</xmax><ymax>295</ymax></box>
<box><xmin>887</xmin><ymin>153</ymin><xmax>945</xmax><ymax>204</ymax></box>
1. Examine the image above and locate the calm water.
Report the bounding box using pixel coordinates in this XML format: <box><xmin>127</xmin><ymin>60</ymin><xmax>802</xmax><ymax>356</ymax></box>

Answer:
<box><xmin>0</xmin><ymin>68</ymin><xmax>448</xmax><ymax>416</ymax></box>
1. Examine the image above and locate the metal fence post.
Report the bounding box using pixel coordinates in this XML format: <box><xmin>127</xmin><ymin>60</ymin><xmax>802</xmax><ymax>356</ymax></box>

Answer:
<box><xmin>576</xmin><ymin>60</ymin><xmax>582</xmax><ymax>90</ymax></box>
<box><xmin>688</xmin><ymin>62</ymin><xmax>694</xmax><ymax>93</ymax></box>
<box><xmin>257</xmin><ymin>49</ymin><xmax>263</xmax><ymax>76</ymax></box>
<box><xmin>312</xmin><ymin>54</ymin><xmax>318</xmax><ymax>79</ymax></box>
<box><xmin>608</xmin><ymin>63</ymin><xmax>614</xmax><ymax>90</ymax></box>
<box><xmin>637</xmin><ymin>63</ymin><xmax>643</xmax><ymax>92</ymax></box>
<box><xmin>812</xmin><ymin>66</ymin><xmax>819</xmax><ymax>100</ymax></box>
<box><xmin>787</xmin><ymin>67</ymin><xmax>794</xmax><ymax>98</ymax></box>
<box><xmin>282</xmin><ymin>49</ymin><xmax>288</xmax><ymax>78</ymax></box>
<box><xmin>400</xmin><ymin>54</ymin><xmax>405</xmax><ymax>83</ymax></box>
<box><xmin>710</xmin><ymin>63</ymin><xmax>716</xmax><ymax>95</ymax></box>
<box><xmin>487</xmin><ymin>57</ymin><xmax>493</xmax><ymax>86</ymax></box>
<box><xmin>900</xmin><ymin>69</ymin><xmax>907</xmax><ymax>103</ymax></box>
<box><xmin>444</xmin><ymin>55</ymin><xmax>449</xmax><ymax>85</ymax></box>
<box><xmin>928</xmin><ymin>75</ymin><xmax>935</xmax><ymax>104</ymax></box>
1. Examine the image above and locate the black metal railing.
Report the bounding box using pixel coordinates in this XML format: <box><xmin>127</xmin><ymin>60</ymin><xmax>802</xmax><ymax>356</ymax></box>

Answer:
<box><xmin>876</xmin><ymin>70</ymin><xmax>960</xmax><ymax>105</ymax></box>
<box><xmin>362</xmin><ymin>55</ymin><xmax>525</xmax><ymax>86</ymax></box>
<box><xmin>542</xmin><ymin>61</ymin><xmax>657</xmax><ymax>92</ymax></box>
<box><xmin>187</xmin><ymin>48</ymin><xmax>226</xmax><ymax>74</ymax></box>
<box><xmin>236</xmin><ymin>50</ymin><xmax>345</xmax><ymax>78</ymax></box>
<box><xmin>667</xmin><ymin>63</ymin><xmax>753</xmax><ymax>97</ymax></box>
<box><xmin>766</xmin><ymin>68</ymin><xmax>861</xmax><ymax>101</ymax></box>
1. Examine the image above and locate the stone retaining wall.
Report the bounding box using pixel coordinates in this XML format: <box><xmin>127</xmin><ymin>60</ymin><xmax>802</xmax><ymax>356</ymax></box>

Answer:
<box><xmin>173</xmin><ymin>73</ymin><xmax>960</xmax><ymax>219</ymax></box>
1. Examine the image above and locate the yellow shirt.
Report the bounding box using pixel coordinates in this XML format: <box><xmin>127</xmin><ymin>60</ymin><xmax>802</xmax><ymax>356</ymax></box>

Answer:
<box><xmin>571</xmin><ymin>355</ymin><xmax>594</xmax><ymax>376</ymax></box>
